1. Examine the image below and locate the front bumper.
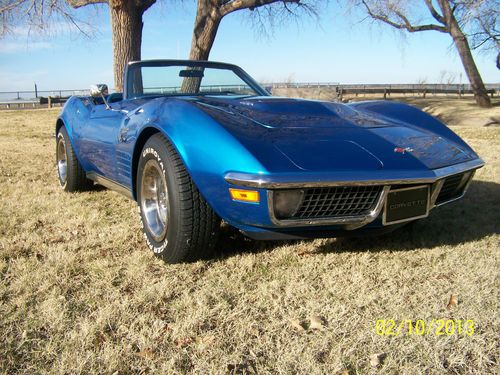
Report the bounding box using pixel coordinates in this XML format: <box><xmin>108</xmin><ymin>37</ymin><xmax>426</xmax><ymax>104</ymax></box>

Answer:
<box><xmin>224</xmin><ymin>158</ymin><xmax>484</xmax><ymax>233</ymax></box>
<box><xmin>225</xmin><ymin>159</ymin><xmax>484</xmax><ymax>189</ymax></box>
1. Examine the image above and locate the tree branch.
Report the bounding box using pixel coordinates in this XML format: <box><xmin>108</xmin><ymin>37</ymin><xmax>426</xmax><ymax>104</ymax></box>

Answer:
<box><xmin>0</xmin><ymin>0</ymin><xmax>26</xmax><ymax>14</ymax></box>
<box><xmin>361</xmin><ymin>0</ymin><xmax>448</xmax><ymax>33</ymax></box>
<box><xmin>66</xmin><ymin>0</ymin><xmax>107</xmax><ymax>9</ymax></box>
<box><xmin>470</xmin><ymin>34</ymin><xmax>499</xmax><ymax>50</ymax></box>
<box><xmin>424</xmin><ymin>0</ymin><xmax>445</xmax><ymax>24</ymax></box>
<box><xmin>137</xmin><ymin>0</ymin><xmax>156</xmax><ymax>12</ymax></box>
<box><xmin>220</xmin><ymin>0</ymin><xmax>299</xmax><ymax>17</ymax></box>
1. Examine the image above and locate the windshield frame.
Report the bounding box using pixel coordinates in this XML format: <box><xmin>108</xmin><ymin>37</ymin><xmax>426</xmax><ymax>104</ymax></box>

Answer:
<box><xmin>123</xmin><ymin>60</ymin><xmax>270</xmax><ymax>100</ymax></box>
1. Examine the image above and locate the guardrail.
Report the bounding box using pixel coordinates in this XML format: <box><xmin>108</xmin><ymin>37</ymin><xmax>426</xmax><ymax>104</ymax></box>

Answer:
<box><xmin>269</xmin><ymin>82</ymin><xmax>499</xmax><ymax>91</ymax></box>
<box><xmin>0</xmin><ymin>96</ymin><xmax>69</xmax><ymax>109</ymax></box>
<box><xmin>0</xmin><ymin>89</ymin><xmax>89</xmax><ymax>102</ymax></box>
<box><xmin>334</xmin><ymin>86</ymin><xmax>496</xmax><ymax>100</ymax></box>
<box><xmin>0</xmin><ymin>83</ymin><xmax>498</xmax><ymax>109</ymax></box>
<box><xmin>270</xmin><ymin>82</ymin><xmax>498</xmax><ymax>99</ymax></box>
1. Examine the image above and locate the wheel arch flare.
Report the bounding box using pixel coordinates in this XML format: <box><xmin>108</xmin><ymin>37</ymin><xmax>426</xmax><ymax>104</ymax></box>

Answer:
<box><xmin>130</xmin><ymin>99</ymin><xmax>273</xmax><ymax>228</ymax></box>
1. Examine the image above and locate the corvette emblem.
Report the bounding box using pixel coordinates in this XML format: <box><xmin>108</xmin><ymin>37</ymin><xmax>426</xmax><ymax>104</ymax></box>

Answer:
<box><xmin>394</xmin><ymin>146</ymin><xmax>414</xmax><ymax>154</ymax></box>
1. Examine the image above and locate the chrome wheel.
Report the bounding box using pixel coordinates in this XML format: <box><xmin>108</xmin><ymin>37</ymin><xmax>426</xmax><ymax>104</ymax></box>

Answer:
<box><xmin>57</xmin><ymin>134</ymin><xmax>67</xmax><ymax>185</ymax></box>
<box><xmin>140</xmin><ymin>159</ymin><xmax>169</xmax><ymax>241</ymax></box>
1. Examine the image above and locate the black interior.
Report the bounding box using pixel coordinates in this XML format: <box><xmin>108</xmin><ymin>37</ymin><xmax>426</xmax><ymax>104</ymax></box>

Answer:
<box><xmin>108</xmin><ymin>93</ymin><xmax>123</xmax><ymax>103</ymax></box>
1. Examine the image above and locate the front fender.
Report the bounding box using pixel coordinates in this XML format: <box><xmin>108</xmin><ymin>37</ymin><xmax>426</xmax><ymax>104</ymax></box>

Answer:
<box><xmin>348</xmin><ymin>100</ymin><xmax>477</xmax><ymax>154</ymax></box>
<box><xmin>130</xmin><ymin>98</ymin><xmax>275</xmax><ymax>228</ymax></box>
<box><xmin>56</xmin><ymin>96</ymin><xmax>92</xmax><ymax>165</ymax></box>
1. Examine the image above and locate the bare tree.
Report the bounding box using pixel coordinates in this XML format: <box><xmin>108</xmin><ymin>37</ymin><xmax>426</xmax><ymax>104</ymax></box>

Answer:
<box><xmin>0</xmin><ymin>0</ymin><xmax>156</xmax><ymax>91</ymax></box>
<box><xmin>0</xmin><ymin>0</ymin><xmax>94</xmax><ymax>36</ymax></box>
<box><xmin>357</xmin><ymin>0</ymin><xmax>493</xmax><ymax>107</ymax></box>
<box><xmin>72</xmin><ymin>0</ymin><xmax>156</xmax><ymax>91</ymax></box>
<box><xmin>187</xmin><ymin>0</ymin><xmax>317</xmax><ymax>61</ymax></box>
<box><xmin>179</xmin><ymin>0</ymin><xmax>316</xmax><ymax>92</ymax></box>
<box><xmin>465</xmin><ymin>0</ymin><xmax>499</xmax><ymax>69</ymax></box>
<box><xmin>438</xmin><ymin>70</ymin><xmax>457</xmax><ymax>85</ymax></box>
<box><xmin>415</xmin><ymin>76</ymin><xmax>428</xmax><ymax>85</ymax></box>
<box><xmin>465</xmin><ymin>0</ymin><xmax>499</xmax><ymax>52</ymax></box>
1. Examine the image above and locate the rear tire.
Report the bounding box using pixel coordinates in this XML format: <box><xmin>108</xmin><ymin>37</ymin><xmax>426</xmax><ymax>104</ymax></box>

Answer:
<box><xmin>56</xmin><ymin>126</ymin><xmax>92</xmax><ymax>192</ymax></box>
<box><xmin>137</xmin><ymin>133</ymin><xmax>220</xmax><ymax>263</ymax></box>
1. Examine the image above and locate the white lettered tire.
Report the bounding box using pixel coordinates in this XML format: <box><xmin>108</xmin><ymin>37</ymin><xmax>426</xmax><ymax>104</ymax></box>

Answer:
<box><xmin>137</xmin><ymin>133</ymin><xmax>220</xmax><ymax>263</ymax></box>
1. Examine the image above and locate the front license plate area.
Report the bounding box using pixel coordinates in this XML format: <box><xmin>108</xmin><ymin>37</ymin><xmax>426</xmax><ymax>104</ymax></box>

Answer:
<box><xmin>383</xmin><ymin>186</ymin><xmax>429</xmax><ymax>225</ymax></box>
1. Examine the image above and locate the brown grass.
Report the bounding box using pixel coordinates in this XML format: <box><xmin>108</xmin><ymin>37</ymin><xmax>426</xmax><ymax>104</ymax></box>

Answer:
<box><xmin>0</xmin><ymin>103</ymin><xmax>499</xmax><ymax>374</ymax></box>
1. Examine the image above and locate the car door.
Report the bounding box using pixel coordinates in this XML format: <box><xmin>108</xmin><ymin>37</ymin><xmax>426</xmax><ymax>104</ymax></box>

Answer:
<box><xmin>77</xmin><ymin>103</ymin><xmax>126</xmax><ymax>182</ymax></box>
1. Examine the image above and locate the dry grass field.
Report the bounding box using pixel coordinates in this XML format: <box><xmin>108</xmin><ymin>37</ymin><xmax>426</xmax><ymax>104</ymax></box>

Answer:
<box><xmin>0</xmin><ymin>100</ymin><xmax>499</xmax><ymax>374</ymax></box>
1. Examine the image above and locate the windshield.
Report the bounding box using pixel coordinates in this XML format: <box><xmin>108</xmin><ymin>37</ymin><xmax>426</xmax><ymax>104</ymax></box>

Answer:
<box><xmin>126</xmin><ymin>61</ymin><xmax>266</xmax><ymax>98</ymax></box>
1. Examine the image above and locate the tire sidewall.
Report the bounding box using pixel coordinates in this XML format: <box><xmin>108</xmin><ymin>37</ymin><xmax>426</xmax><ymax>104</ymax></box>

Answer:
<box><xmin>137</xmin><ymin>138</ymin><xmax>181</xmax><ymax>259</ymax></box>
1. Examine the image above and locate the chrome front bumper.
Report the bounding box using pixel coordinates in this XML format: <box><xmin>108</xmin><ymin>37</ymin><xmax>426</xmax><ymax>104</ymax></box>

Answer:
<box><xmin>225</xmin><ymin>158</ymin><xmax>484</xmax><ymax>229</ymax></box>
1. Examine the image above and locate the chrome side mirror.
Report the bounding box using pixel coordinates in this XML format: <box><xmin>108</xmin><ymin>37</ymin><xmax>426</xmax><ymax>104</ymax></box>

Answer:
<box><xmin>90</xmin><ymin>84</ymin><xmax>109</xmax><ymax>97</ymax></box>
<box><xmin>90</xmin><ymin>84</ymin><xmax>110</xmax><ymax>109</ymax></box>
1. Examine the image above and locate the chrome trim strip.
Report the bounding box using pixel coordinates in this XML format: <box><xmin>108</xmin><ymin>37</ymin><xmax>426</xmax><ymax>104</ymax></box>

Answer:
<box><xmin>267</xmin><ymin>186</ymin><xmax>390</xmax><ymax>228</ymax></box>
<box><xmin>225</xmin><ymin>159</ymin><xmax>484</xmax><ymax>189</ymax></box>
<box><xmin>430</xmin><ymin>179</ymin><xmax>445</xmax><ymax>208</ymax></box>
<box><xmin>434</xmin><ymin>170</ymin><xmax>476</xmax><ymax>207</ymax></box>
<box><xmin>86</xmin><ymin>172</ymin><xmax>134</xmax><ymax>200</ymax></box>
<box><xmin>433</xmin><ymin>160</ymin><xmax>482</xmax><ymax>179</ymax></box>
<box><xmin>345</xmin><ymin>186</ymin><xmax>390</xmax><ymax>230</ymax></box>
<box><xmin>382</xmin><ymin>185</ymin><xmax>430</xmax><ymax>225</ymax></box>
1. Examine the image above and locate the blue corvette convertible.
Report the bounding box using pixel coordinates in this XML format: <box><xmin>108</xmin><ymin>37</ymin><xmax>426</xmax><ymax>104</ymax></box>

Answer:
<box><xmin>56</xmin><ymin>59</ymin><xmax>484</xmax><ymax>263</ymax></box>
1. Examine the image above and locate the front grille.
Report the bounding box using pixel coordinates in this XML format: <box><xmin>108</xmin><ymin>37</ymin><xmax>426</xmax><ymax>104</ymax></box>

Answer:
<box><xmin>291</xmin><ymin>186</ymin><xmax>383</xmax><ymax>219</ymax></box>
<box><xmin>436</xmin><ymin>173</ymin><xmax>467</xmax><ymax>204</ymax></box>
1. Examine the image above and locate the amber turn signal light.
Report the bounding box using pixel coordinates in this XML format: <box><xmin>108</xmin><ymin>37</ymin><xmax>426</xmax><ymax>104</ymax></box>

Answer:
<box><xmin>229</xmin><ymin>188</ymin><xmax>260</xmax><ymax>203</ymax></box>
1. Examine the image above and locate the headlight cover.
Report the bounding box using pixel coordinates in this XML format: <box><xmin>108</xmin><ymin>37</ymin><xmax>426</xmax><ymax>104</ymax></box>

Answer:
<box><xmin>273</xmin><ymin>189</ymin><xmax>305</xmax><ymax>219</ymax></box>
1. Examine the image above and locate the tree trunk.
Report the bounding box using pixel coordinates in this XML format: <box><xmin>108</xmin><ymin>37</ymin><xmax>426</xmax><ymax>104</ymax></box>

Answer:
<box><xmin>181</xmin><ymin>0</ymin><xmax>221</xmax><ymax>93</ymax></box>
<box><xmin>109</xmin><ymin>0</ymin><xmax>144</xmax><ymax>92</ymax></box>
<box><xmin>188</xmin><ymin>0</ymin><xmax>221</xmax><ymax>60</ymax></box>
<box><xmin>438</xmin><ymin>0</ymin><xmax>491</xmax><ymax>108</ymax></box>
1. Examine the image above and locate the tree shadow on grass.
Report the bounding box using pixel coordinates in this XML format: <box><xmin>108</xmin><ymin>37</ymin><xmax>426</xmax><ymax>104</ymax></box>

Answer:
<box><xmin>215</xmin><ymin>180</ymin><xmax>500</xmax><ymax>259</ymax></box>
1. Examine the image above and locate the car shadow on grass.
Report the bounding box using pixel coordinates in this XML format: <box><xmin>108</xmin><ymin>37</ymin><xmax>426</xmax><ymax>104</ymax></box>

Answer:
<box><xmin>215</xmin><ymin>180</ymin><xmax>499</xmax><ymax>259</ymax></box>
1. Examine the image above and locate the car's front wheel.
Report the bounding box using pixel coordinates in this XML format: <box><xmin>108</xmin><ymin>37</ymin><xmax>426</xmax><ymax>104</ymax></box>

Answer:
<box><xmin>137</xmin><ymin>134</ymin><xmax>220</xmax><ymax>263</ymax></box>
<box><xmin>56</xmin><ymin>126</ymin><xmax>92</xmax><ymax>192</ymax></box>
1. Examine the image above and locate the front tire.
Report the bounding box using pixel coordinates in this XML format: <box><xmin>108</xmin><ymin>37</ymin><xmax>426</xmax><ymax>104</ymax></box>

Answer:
<box><xmin>137</xmin><ymin>134</ymin><xmax>220</xmax><ymax>263</ymax></box>
<box><xmin>56</xmin><ymin>126</ymin><xmax>92</xmax><ymax>192</ymax></box>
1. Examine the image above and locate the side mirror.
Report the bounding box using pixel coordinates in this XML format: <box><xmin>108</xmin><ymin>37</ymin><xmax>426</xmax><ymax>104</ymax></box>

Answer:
<box><xmin>90</xmin><ymin>84</ymin><xmax>109</xmax><ymax>97</ymax></box>
<box><xmin>90</xmin><ymin>84</ymin><xmax>110</xmax><ymax>109</ymax></box>
<box><xmin>88</xmin><ymin>84</ymin><xmax>128</xmax><ymax>114</ymax></box>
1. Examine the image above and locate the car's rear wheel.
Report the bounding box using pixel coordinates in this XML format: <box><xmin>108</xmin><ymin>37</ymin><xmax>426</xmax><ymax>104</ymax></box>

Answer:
<box><xmin>137</xmin><ymin>133</ymin><xmax>220</xmax><ymax>263</ymax></box>
<box><xmin>56</xmin><ymin>126</ymin><xmax>92</xmax><ymax>192</ymax></box>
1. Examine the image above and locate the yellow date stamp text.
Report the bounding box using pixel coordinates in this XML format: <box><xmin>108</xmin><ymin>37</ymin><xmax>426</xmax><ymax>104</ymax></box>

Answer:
<box><xmin>375</xmin><ymin>319</ymin><xmax>474</xmax><ymax>336</ymax></box>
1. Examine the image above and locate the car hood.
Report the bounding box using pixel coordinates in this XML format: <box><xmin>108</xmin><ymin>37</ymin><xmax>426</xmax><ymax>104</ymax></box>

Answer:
<box><xmin>190</xmin><ymin>96</ymin><xmax>477</xmax><ymax>172</ymax></box>
<box><xmin>192</xmin><ymin>96</ymin><xmax>402</xmax><ymax>129</ymax></box>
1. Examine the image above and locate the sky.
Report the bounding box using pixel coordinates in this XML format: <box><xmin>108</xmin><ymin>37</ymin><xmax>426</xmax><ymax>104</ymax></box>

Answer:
<box><xmin>0</xmin><ymin>1</ymin><xmax>498</xmax><ymax>92</ymax></box>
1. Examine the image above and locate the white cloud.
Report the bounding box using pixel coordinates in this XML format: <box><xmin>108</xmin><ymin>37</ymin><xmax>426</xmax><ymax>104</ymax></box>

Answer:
<box><xmin>0</xmin><ymin>41</ymin><xmax>54</xmax><ymax>54</ymax></box>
